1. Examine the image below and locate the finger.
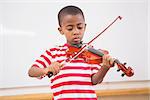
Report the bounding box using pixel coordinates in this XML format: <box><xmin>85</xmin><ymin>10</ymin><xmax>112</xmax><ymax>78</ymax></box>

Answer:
<box><xmin>50</xmin><ymin>67</ymin><xmax>56</xmax><ymax>75</ymax></box>
<box><xmin>110</xmin><ymin>58</ymin><xmax>115</xmax><ymax>64</ymax></box>
<box><xmin>103</xmin><ymin>54</ymin><xmax>114</xmax><ymax>67</ymax></box>
<box><xmin>54</xmin><ymin>66</ymin><xmax>59</xmax><ymax>75</ymax></box>
<box><xmin>53</xmin><ymin>63</ymin><xmax>62</xmax><ymax>75</ymax></box>
<box><xmin>55</xmin><ymin>65</ymin><xmax>61</xmax><ymax>74</ymax></box>
<box><xmin>102</xmin><ymin>54</ymin><xmax>108</xmax><ymax>61</ymax></box>
<box><xmin>108</xmin><ymin>57</ymin><xmax>115</xmax><ymax>67</ymax></box>
<box><xmin>60</xmin><ymin>63</ymin><xmax>65</xmax><ymax>68</ymax></box>
<box><xmin>104</xmin><ymin>55</ymin><xmax>111</xmax><ymax>63</ymax></box>
<box><xmin>55</xmin><ymin>62</ymin><xmax>63</xmax><ymax>68</ymax></box>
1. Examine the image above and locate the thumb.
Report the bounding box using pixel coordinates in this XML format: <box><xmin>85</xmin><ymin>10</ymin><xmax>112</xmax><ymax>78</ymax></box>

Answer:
<box><xmin>109</xmin><ymin>58</ymin><xmax>116</xmax><ymax>67</ymax></box>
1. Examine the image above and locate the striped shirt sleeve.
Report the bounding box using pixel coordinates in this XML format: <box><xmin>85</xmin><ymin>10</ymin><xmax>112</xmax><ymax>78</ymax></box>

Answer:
<box><xmin>31</xmin><ymin>49</ymin><xmax>53</xmax><ymax>79</ymax></box>
<box><xmin>91</xmin><ymin>64</ymin><xmax>101</xmax><ymax>76</ymax></box>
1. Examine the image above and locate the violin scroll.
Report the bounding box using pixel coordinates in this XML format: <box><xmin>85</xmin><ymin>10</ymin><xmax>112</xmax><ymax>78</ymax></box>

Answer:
<box><xmin>115</xmin><ymin>59</ymin><xmax>134</xmax><ymax>77</ymax></box>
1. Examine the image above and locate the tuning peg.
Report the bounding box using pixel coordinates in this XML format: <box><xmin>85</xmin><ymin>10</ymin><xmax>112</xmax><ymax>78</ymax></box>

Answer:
<box><xmin>117</xmin><ymin>69</ymin><xmax>121</xmax><ymax>72</ymax></box>
<box><xmin>121</xmin><ymin>73</ymin><xmax>125</xmax><ymax>77</ymax></box>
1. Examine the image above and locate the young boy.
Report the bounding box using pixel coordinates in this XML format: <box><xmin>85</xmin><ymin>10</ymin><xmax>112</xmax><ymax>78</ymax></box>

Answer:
<box><xmin>28</xmin><ymin>5</ymin><xmax>114</xmax><ymax>100</ymax></box>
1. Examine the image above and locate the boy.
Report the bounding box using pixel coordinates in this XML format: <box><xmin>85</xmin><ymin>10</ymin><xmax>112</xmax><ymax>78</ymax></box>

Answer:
<box><xmin>28</xmin><ymin>5</ymin><xmax>114</xmax><ymax>100</ymax></box>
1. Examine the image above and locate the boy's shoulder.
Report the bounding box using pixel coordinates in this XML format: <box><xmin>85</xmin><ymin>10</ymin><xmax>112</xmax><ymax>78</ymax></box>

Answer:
<box><xmin>49</xmin><ymin>43</ymin><xmax>68</xmax><ymax>52</ymax></box>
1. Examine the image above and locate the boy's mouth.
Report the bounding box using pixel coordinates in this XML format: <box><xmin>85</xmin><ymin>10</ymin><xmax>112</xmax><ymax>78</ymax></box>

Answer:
<box><xmin>73</xmin><ymin>37</ymin><xmax>81</xmax><ymax>43</ymax></box>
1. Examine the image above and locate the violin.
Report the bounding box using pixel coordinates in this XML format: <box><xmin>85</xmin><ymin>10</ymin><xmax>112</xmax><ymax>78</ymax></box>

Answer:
<box><xmin>66</xmin><ymin>44</ymin><xmax>134</xmax><ymax>77</ymax></box>
<box><xmin>47</xmin><ymin>16</ymin><xmax>134</xmax><ymax>78</ymax></box>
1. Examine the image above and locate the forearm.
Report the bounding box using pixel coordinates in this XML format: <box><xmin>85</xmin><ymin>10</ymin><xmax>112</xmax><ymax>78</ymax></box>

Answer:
<box><xmin>91</xmin><ymin>65</ymin><xmax>110</xmax><ymax>85</ymax></box>
<box><xmin>28</xmin><ymin>66</ymin><xmax>48</xmax><ymax>77</ymax></box>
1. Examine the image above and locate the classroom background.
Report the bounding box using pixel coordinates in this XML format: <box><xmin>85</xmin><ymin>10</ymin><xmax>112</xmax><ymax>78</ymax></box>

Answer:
<box><xmin>0</xmin><ymin>0</ymin><xmax>150</xmax><ymax>100</ymax></box>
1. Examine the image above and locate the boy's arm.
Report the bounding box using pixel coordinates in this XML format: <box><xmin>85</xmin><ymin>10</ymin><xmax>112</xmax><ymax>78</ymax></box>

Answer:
<box><xmin>91</xmin><ymin>65</ymin><xmax>110</xmax><ymax>85</ymax></box>
<box><xmin>91</xmin><ymin>54</ymin><xmax>115</xmax><ymax>85</ymax></box>
<box><xmin>28</xmin><ymin>66</ymin><xmax>48</xmax><ymax>77</ymax></box>
<box><xmin>28</xmin><ymin>62</ymin><xmax>61</xmax><ymax>78</ymax></box>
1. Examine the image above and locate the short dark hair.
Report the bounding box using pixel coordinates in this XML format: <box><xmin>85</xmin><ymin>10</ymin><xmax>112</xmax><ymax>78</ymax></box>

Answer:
<box><xmin>58</xmin><ymin>5</ymin><xmax>85</xmax><ymax>26</ymax></box>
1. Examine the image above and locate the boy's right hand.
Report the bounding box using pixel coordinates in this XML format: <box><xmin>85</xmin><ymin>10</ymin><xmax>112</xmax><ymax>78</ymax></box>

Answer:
<box><xmin>44</xmin><ymin>62</ymin><xmax>62</xmax><ymax>75</ymax></box>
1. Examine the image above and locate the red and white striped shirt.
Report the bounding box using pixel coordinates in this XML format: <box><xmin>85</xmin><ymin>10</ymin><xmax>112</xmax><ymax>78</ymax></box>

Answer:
<box><xmin>32</xmin><ymin>43</ymin><xmax>101</xmax><ymax>100</ymax></box>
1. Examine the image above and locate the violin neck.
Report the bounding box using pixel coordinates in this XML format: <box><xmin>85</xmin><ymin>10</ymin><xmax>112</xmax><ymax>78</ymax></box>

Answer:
<box><xmin>87</xmin><ymin>47</ymin><xmax>104</xmax><ymax>57</ymax></box>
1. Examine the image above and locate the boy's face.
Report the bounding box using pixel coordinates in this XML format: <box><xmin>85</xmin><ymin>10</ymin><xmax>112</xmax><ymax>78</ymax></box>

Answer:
<box><xmin>58</xmin><ymin>14</ymin><xmax>86</xmax><ymax>45</ymax></box>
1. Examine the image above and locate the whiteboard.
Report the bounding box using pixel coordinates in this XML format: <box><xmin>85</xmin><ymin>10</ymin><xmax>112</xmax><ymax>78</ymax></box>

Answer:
<box><xmin>0</xmin><ymin>0</ymin><xmax>149</xmax><ymax>88</ymax></box>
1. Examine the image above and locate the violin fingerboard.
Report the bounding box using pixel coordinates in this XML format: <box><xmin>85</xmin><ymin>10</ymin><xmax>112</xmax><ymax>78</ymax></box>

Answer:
<box><xmin>87</xmin><ymin>47</ymin><xmax>104</xmax><ymax>57</ymax></box>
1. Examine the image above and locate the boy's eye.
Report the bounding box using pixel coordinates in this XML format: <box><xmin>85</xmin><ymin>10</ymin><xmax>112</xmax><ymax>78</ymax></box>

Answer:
<box><xmin>77</xmin><ymin>24</ymin><xmax>85</xmax><ymax>30</ymax></box>
<box><xmin>66</xmin><ymin>26</ymin><xmax>73</xmax><ymax>31</ymax></box>
<box><xmin>67</xmin><ymin>28</ymin><xmax>73</xmax><ymax>31</ymax></box>
<box><xmin>78</xmin><ymin>27</ymin><xmax>83</xmax><ymax>30</ymax></box>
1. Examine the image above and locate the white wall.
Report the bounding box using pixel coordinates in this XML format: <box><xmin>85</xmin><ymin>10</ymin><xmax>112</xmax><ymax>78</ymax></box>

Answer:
<box><xmin>148</xmin><ymin>0</ymin><xmax>150</xmax><ymax>81</ymax></box>
<box><xmin>0</xmin><ymin>0</ymin><xmax>149</xmax><ymax>88</ymax></box>
<box><xmin>0</xmin><ymin>2</ymin><xmax>3</xmax><ymax>89</ymax></box>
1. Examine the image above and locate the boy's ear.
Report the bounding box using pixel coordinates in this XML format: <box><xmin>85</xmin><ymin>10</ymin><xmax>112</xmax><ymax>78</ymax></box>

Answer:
<box><xmin>58</xmin><ymin>27</ymin><xmax>64</xmax><ymax>35</ymax></box>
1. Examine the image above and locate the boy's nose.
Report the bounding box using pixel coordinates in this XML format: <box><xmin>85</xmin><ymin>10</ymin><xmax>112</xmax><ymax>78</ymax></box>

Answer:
<box><xmin>73</xmin><ymin>32</ymin><xmax>79</xmax><ymax>35</ymax></box>
<box><xmin>73</xmin><ymin>29</ymin><xmax>80</xmax><ymax>35</ymax></box>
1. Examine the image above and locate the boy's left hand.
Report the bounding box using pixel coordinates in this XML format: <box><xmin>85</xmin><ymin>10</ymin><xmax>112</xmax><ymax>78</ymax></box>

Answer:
<box><xmin>102</xmin><ymin>54</ymin><xmax>115</xmax><ymax>68</ymax></box>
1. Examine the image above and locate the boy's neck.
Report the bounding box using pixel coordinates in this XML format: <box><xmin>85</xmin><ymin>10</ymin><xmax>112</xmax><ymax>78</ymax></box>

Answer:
<box><xmin>67</xmin><ymin>41</ymin><xmax>83</xmax><ymax>48</ymax></box>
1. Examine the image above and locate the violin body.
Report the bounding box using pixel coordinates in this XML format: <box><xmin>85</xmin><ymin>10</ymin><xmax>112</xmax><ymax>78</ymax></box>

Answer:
<box><xmin>66</xmin><ymin>44</ymin><xmax>134</xmax><ymax>77</ymax></box>
<box><xmin>66</xmin><ymin>45</ymin><xmax>108</xmax><ymax>64</ymax></box>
